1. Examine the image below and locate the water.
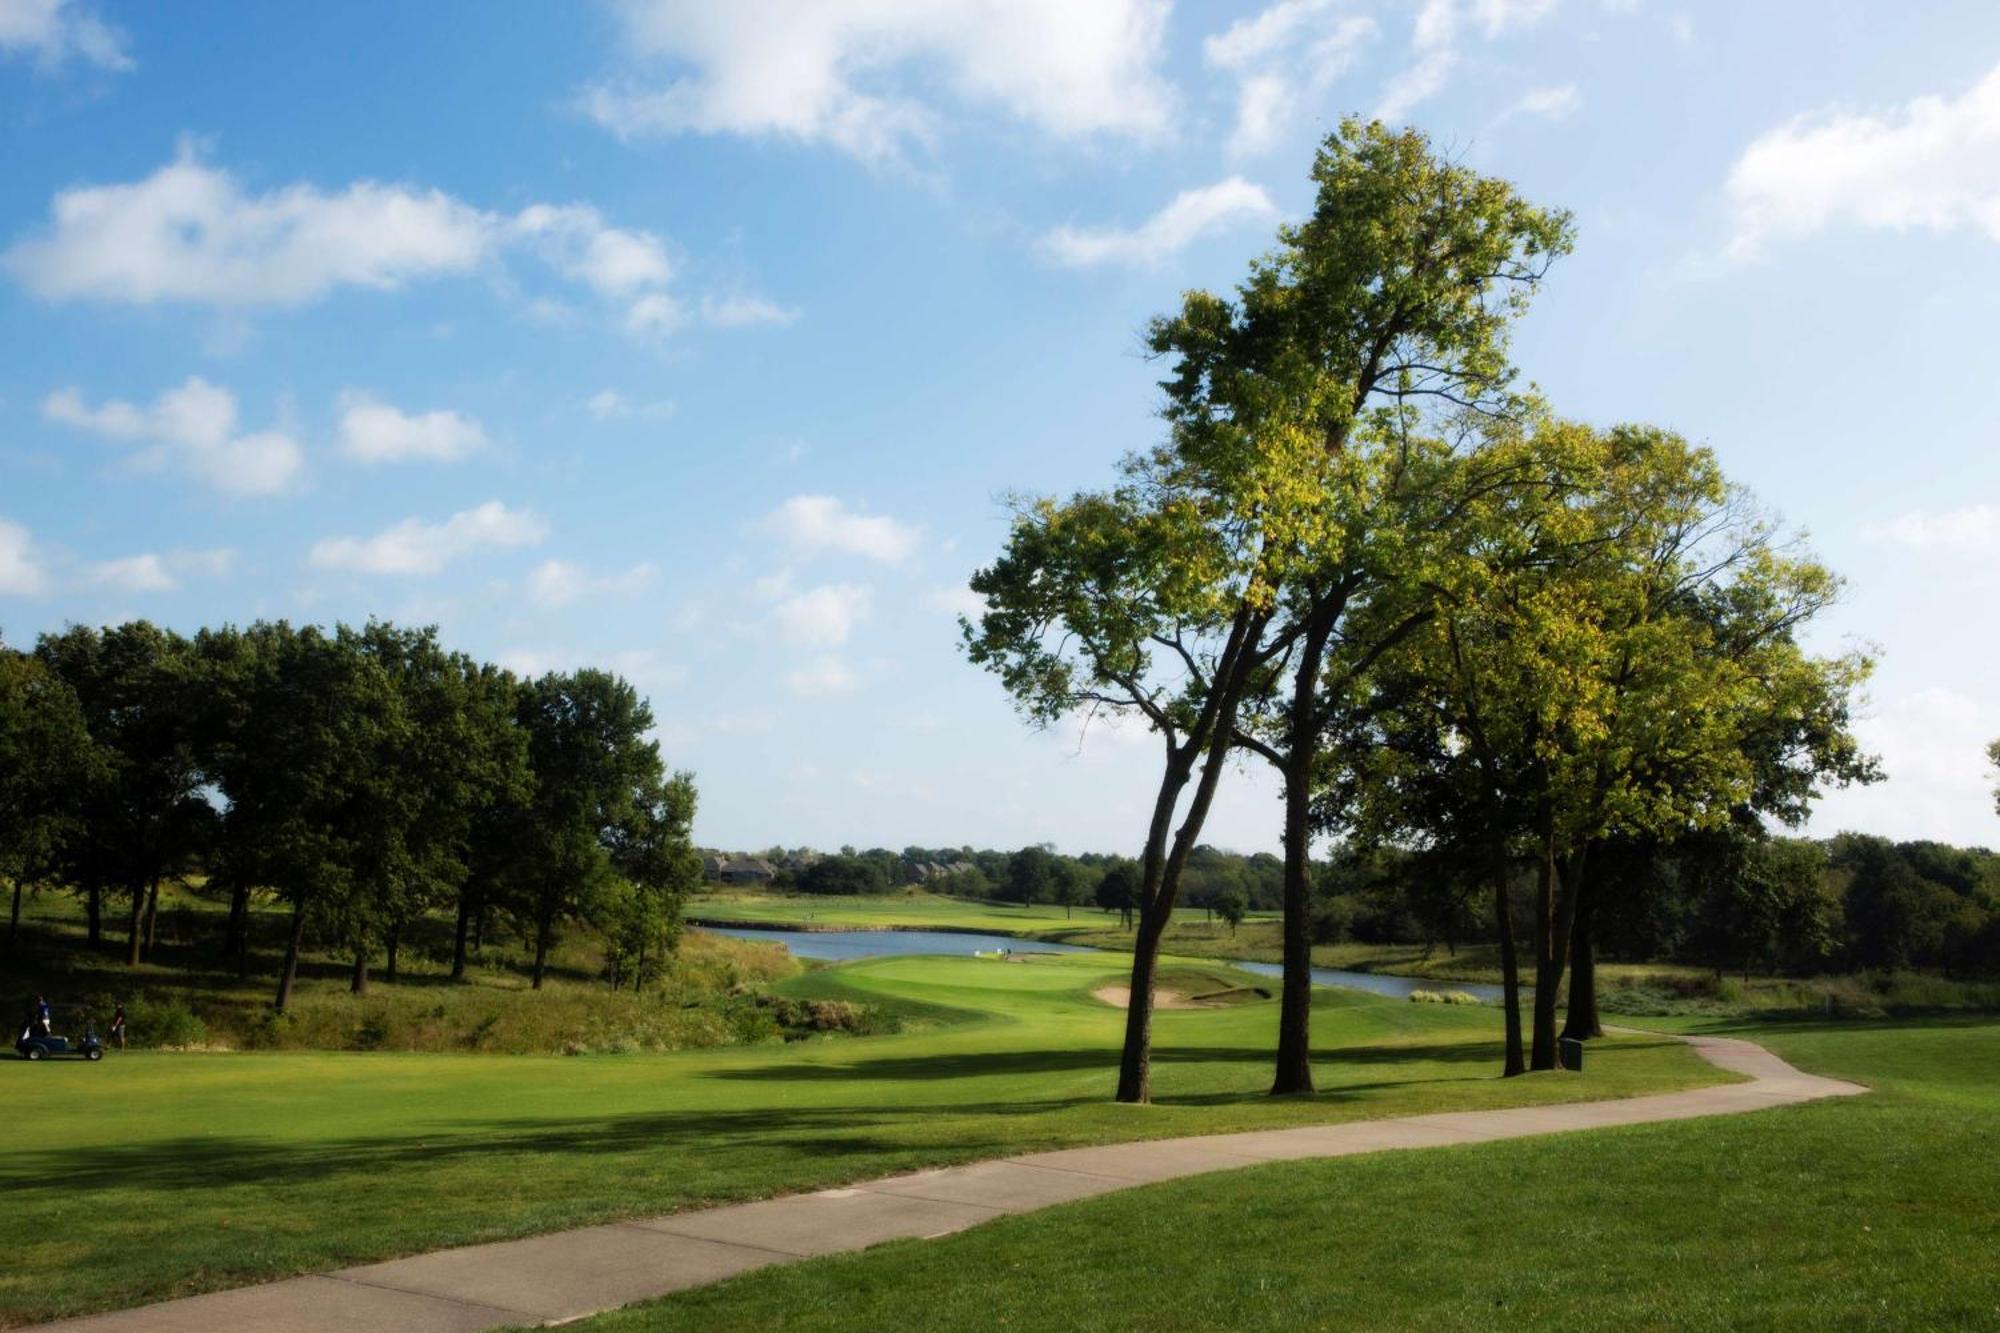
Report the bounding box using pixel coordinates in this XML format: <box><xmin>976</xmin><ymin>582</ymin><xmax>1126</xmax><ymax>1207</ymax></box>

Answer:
<box><xmin>702</xmin><ymin>925</ymin><xmax>1508</xmax><ymax>1003</ymax></box>
<box><xmin>705</xmin><ymin>926</ymin><xmax>1101</xmax><ymax>963</ymax></box>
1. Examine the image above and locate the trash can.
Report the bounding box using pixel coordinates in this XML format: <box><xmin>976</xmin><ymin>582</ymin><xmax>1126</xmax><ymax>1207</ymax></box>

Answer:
<box><xmin>1559</xmin><ymin>1036</ymin><xmax>1584</xmax><ymax>1071</ymax></box>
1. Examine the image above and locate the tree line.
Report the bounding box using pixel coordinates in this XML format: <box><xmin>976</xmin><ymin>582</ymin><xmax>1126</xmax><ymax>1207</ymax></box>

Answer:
<box><xmin>0</xmin><ymin>620</ymin><xmax>700</xmax><ymax>1008</ymax></box>
<box><xmin>963</xmin><ymin>118</ymin><xmax>1879</xmax><ymax>1100</ymax></box>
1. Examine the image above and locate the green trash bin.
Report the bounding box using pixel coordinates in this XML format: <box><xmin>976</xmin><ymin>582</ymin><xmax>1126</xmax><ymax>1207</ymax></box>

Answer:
<box><xmin>1559</xmin><ymin>1037</ymin><xmax>1584</xmax><ymax>1071</ymax></box>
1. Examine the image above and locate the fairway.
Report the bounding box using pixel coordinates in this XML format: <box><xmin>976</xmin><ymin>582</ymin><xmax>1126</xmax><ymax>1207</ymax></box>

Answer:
<box><xmin>0</xmin><ymin>949</ymin><xmax>1720</xmax><ymax>1328</ymax></box>
<box><xmin>564</xmin><ymin>1017</ymin><xmax>2000</xmax><ymax>1331</ymax></box>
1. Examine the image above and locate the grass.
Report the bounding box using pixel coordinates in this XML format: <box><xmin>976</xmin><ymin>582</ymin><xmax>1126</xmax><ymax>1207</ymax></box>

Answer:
<box><xmin>7</xmin><ymin>884</ymin><xmax>805</xmax><ymax>1054</ymax></box>
<box><xmin>705</xmin><ymin>891</ymin><xmax>2000</xmax><ymax>1018</ymax></box>
<box><xmin>0</xmin><ymin>947</ymin><xmax>1722</xmax><ymax>1328</ymax></box>
<box><xmin>552</xmin><ymin>1015</ymin><xmax>2000</xmax><ymax>1332</ymax></box>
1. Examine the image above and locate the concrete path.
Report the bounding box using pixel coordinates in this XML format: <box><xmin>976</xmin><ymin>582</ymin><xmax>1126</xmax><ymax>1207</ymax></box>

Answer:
<box><xmin>39</xmin><ymin>1034</ymin><xmax>1864</xmax><ymax>1332</ymax></box>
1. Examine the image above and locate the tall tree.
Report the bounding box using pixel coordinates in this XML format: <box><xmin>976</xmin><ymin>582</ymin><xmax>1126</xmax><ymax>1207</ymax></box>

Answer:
<box><xmin>0</xmin><ymin>641</ymin><xmax>98</xmax><ymax>949</ymax></box>
<box><xmin>1326</xmin><ymin>418</ymin><xmax>1873</xmax><ymax>1071</ymax></box>
<box><xmin>966</xmin><ymin>489</ymin><xmax>1277</xmax><ymax>1102</ymax></box>
<box><xmin>200</xmin><ymin>622</ymin><xmax>401</xmax><ymax>1011</ymax></box>
<box><xmin>37</xmin><ymin>623</ymin><xmax>212</xmax><ymax>966</ymax></box>
<box><xmin>1147</xmin><ymin>118</ymin><xmax>1573</xmax><ymax>1094</ymax></box>
<box><xmin>513</xmin><ymin>669</ymin><xmax>665</xmax><ymax>989</ymax></box>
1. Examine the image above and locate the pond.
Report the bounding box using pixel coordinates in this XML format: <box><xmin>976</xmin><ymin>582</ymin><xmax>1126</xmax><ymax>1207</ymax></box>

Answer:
<box><xmin>702</xmin><ymin>926</ymin><xmax>1509</xmax><ymax>1004</ymax></box>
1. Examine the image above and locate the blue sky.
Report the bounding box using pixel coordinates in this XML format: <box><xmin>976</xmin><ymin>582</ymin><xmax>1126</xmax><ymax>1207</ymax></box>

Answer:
<box><xmin>3</xmin><ymin>0</ymin><xmax>1997</xmax><ymax>855</ymax></box>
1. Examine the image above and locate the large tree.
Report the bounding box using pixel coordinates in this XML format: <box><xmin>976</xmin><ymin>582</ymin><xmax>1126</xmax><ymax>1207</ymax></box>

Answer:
<box><xmin>966</xmin><ymin>119</ymin><xmax>1571</xmax><ymax>1103</ymax></box>
<box><xmin>200</xmin><ymin>622</ymin><xmax>402</xmax><ymax>1011</ymax></box>
<box><xmin>1323</xmin><ymin>418</ymin><xmax>1872</xmax><ymax>1071</ymax></box>
<box><xmin>1</xmin><ymin>641</ymin><xmax>98</xmax><ymax>949</ymax></box>
<box><xmin>512</xmin><ymin>669</ymin><xmax>667</xmax><ymax>989</ymax></box>
<box><xmin>37</xmin><ymin>623</ymin><xmax>213</xmax><ymax>965</ymax></box>
<box><xmin>966</xmin><ymin>488</ymin><xmax>1277</xmax><ymax>1102</ymax></box>
<box><xmin>1142</xmin><ymin>118</ymin><xmax>1573</xmax><ymax>1094</ymax></box>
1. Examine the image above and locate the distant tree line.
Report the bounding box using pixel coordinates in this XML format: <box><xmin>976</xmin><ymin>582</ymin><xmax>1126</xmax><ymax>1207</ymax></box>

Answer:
<box><xmin>0</xmin><ymin>620</ymin><xmax>701</xmax><ymax>1008</ymax></box>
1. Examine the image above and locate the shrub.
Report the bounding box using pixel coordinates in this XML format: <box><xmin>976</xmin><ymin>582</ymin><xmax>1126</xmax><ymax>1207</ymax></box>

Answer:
<box><xmin>124</xmin><ymin>993</ymin><xmax>209</xmax><ymax>1049</ymax></box>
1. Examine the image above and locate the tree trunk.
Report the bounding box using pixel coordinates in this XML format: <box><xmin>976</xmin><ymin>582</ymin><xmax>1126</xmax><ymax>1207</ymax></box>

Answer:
<box><xmin>1494</xmin><ymin>869</ymin><xmax>1525</xmax><ymax>1077</ymax></box>
<box><xmin>350</xmin><ymin>947</ymin><xmax>370</xmax><ymax>996</ymax></box>
<box><xmin>1531</xmin><ymin>842</ymin><xmax>1583</xmax><ymax>1070</ymax></box>
<box><xmin>125</xmin><ymin>882</ymin><xmax>148</xmax><ymax>966</ymax></box>
<box><xmin>223</xmin><ymin>882</ymin><xmax>250</xmax><ymax>962</ymax></box>
<box><xmin>1115</xmin><ymin>911</ymin><xmax>1170</xmax><ymax>1103</ymax></box>
<box><xmin>143</xmin><ymin>878</ymin><xmax>161</xmax><ymax>954</ymax></box>
<box><xmin>384</xmin><ymin>923</ymin><xmax>401</xmax><ymax>983</ymax></box>
<box><xmin>532</xmin><ymin>913</ymin><xmax>552</xmax><ymax>989</ymax></box>
<box><xmin>451</xmin><ymin>893</ymin><xmax>473</xmax><ymax>980</ymax></box>
<box><xmin>473</xmin><ymin>903</ymin><xmax>487</xmax><ymax>953</ymax></box>
<box><xmin>1559</xmin><ymin>878</ymin><xmax>1602</xmax><ymax>1041</ymax></box>
<box><xmin>1114</xmin><ymin>606</ymin><xmax>1267</xmax><ymax>1104</ymax></box>
<box><xmin>1114</xmin><ymin>747</ymin><xmax>1196</xmax><ymax>1105</ymax></box>
<box><xmin>87</xmin><ymin>881</ymin><xmax>103</xmax><ymax>947</ymax></box>
<box><xmin>275</xmin><ymin>900</ymin><xmax>307</xmax><ymax>1013</ymax></box>
<box><xmin>1272</xmin><ymin>597</ymin><xmax>1338</xmax><ymax>1097</ymax></box>
<box><xmin>1271</xmin><ymin>752</ymin><xmax>1316</xmax><ymax>1095</ymax></box>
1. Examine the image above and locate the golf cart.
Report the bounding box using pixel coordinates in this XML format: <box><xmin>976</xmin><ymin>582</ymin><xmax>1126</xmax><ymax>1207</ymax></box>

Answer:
<box><xmin>16</xmin><ymin>1007</ymin><xmax>104</xmax><ymax>1062</ymax></box>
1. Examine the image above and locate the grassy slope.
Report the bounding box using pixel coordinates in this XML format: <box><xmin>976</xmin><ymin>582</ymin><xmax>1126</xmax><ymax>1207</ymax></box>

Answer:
<box><xmin>0</xmin><ymin>950</ymin><xmax>1720</xmax><ymax>1328</ymax></box>
<box><xmin>562</xmin><ymin>1016</ymin><xmax>2000</xmax><ymax>1332</ymax></box>
<box><xmin>7</xmin><ymin>886</ymin><xmax>802</xmax><ymax>1054</ymax></box>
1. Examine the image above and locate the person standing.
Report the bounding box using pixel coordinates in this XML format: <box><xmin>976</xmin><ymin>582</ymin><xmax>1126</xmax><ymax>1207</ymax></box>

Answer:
<box><xmin>34</xmin><ymin>994</ymin><xmax>51</xmax><ymax>1036</ymax></box>
<box><xmin>111</xmin><ymin>1002</ymin><xmax>126</xmax><ymax>1051</ymax></box>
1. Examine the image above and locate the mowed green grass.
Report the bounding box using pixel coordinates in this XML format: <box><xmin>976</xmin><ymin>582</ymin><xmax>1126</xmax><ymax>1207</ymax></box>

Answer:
<box><xmin>0</xmin><ymin>949</ymin><xmax>1719</xmax><ymax>1327</ymax></box>
<box><xmin>561</xmin><ymin>1017</ymin><xmax>2000</xmax><ymax>1332</ymax></box>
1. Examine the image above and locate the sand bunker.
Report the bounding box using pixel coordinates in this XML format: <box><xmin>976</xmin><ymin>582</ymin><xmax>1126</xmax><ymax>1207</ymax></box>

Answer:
<box><xmin>1092</xmin><ymin>985</ymin><xmax>1200</xmax><ymax>1010</ymax></box>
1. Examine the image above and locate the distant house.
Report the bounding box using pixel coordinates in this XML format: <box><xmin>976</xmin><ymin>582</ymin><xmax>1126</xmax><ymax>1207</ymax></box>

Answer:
<box><xmin>706</xmin><ymin>854</ymin><xmax>778</xmax><ymax>886</ymax></box>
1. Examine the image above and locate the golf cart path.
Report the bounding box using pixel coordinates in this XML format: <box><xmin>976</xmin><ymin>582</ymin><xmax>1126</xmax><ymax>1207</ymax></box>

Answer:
<box><xmin>40</xmin><ymin>1033</ymin><xmax>1864</xmax><ymax>1332</ymax></box>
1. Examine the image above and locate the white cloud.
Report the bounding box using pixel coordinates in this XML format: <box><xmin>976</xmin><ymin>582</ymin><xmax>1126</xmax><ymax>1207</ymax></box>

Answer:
<box><xmin>1724</xmin><ymin>60</ymin><xmax>2000</xmax><ymax>259</ymax></box>
<box><xmin>514</xmin><ymin>203</ymin><xmax>671</xmax><ymax>295</ymax></box>
<box><xmin>525</xmin><ymin>558</ymin><xmax>658</xmax><ymax>607</ymax></box>
<box><xmin>624</xmin><ymin>292</ymin><xmax>687</xmax><ymax>336</ymax></box>
<box><xmin>84</xmin><ymin>553</ymin><xmax>175</xmax><ymax>592</ymax></box>
<box><xmin>581</xmin><ymin>0</ymin><xmax>1176</xmax><ymax>166</ymax></box>
<box><xmin>0</xmin><ymin>518</ymin><xmax>49</xmax><ymax>596</ymax></box>
<box><xmin>761</xmin><ymin>495</ymin><xmax>920</xmax><ymax>563</ymax></box>
<box><xmin>0</xmin><ymin>0</ymin><xmax>131</xmax><ymax>72</ymax></box>
<box><xmin>336</xmin><ymin>391</ymin><xmax>487</xmax><ymax>464</ymax></box>
<box><xmin>586</xmin><ymin>389</ymin><xmax>678</xmax><ymax>422</ymax></box>
<box><xmin>771</xmin><ymin>582</ymin><xmax>870</xmax><ymax>646</ymax></box>
<box><xmin>1503</xmin><ymin>83</ymin><xmax>1581</xmax><ymax>122</ymax></box>
<box><xmin>1038</xmin><ymin>177</ymin><xmax>1278</xmax><ymax>269</ymax></box>
<box><xmin>1204</xmin><ymin>1</ymin><xmax>1377</xmax><ymax>158</ymax></box>
<box><xmin>928</xmin><ymin>583</ymin><xmax>987</xmax><ymax>618</ymax></box>
<box><xmin>497</xmin><ymin>646</ymin><xmax>686</xmax><ymax>692</ymax></box>
<box><xmin>3</xmin><ymin>144</ymin><xmax>694</xmax><ymax>334</ymax></box>
<box><xmin>700</xmin><ymin>293</ymin><xmax>800</xmax><ymax>328</ymax></box>
<box><xmin>1812</xmin><ymin>687</ymin><xmax>1998</xmax><ymax>845</ymax></box>
<box><xmin>786</xmin><ymin>654</ymin><xmax>860</xmax><ymax>696</ymax></box>
<box><xmin>6</xmin><ymin>143</ymin><xmax>491</xmax><ymax>307</ymax></box>
<box><xmin>44</xmin><ymin>377</ymin><xmax>305</xmax><ymax>496</ymax></box>
<box><xmin>308</xmin><ymin>500</ymin><xmax>548</xmax><ymax>576</ymax></box>
<box><xmin>1375</xmin><ymin>0</ymin><xmax>1560</xmax><ymax>123</ymax></box>
<box><xmin>1863</xmin><ymin>503</ymin><xmax>2000</xmax><ymax>555</ymax></box>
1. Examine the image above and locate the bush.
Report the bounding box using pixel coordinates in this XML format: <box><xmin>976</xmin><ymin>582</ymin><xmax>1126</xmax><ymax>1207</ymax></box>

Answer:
<box><xmin>124</xmin><ymin>993</ymin><xmax>209</xmax><ymax>1049</ymax></box>
<box><xmin>1409</xmin><ymin>989</ymin><xmax>1481</xmax><ymax>1006</ymax></box>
